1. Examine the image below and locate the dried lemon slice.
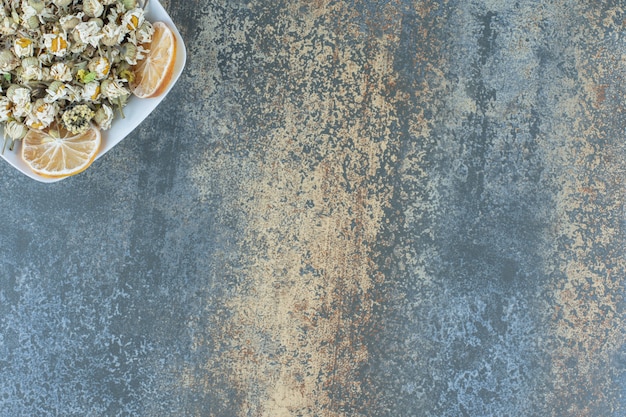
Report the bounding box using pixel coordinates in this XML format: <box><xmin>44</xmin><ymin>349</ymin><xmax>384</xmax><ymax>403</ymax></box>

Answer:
<box><xmin>130</xmin><ymin>21</ymin><xmax>177</xmax><ymax>98</ymax></box>
<box><xmin>21</xmin><ymin>125</ymin><xmax>101</xmax><ymax>178</ymax></box>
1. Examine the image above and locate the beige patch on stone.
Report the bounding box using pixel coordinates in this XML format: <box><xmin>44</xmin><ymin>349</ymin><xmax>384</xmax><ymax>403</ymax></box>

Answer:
<box><xmin>187</xmin><ymin>2</ymin><xmax>405</xmax><ymax>415</ymax></box>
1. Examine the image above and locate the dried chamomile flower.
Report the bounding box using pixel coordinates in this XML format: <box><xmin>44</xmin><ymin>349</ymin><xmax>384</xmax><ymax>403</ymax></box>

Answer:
<box><xmin>94</xmin><ymin>103</ymin><xmax>113</xmax><ymax>129</ymax></box>
<box><xmin>122</xmin><ymin>8</ymin><xmax>144</xmax><ymax>32</ymax></box>
<box><xmin>44</xmin><ymin>80</ymin><xmax>68</xmax><ymax>103</ymax></box>
<box><xmin>83</xmin><ymin>0</ymin><xmax>104</xmax><ymax>18</ymax></box>
<box><xmin>26</xmin><ymin>0</ymin><xmax>46</xmax><ymax>14</ymax></box>
<box><xmin>62</xmin><ymin>104</ymin><xmax>95</xmax><ymax>134</ymax></box>
<box><xmin>64</xmin><ymin>84</ymin><xmax>83</xmax><ymax>102</ymax></box>
<box><xmin>6</xmin><ymin>85</ymin><xmax>32</xmax><ymax>117</ymax></box>
<box><xmin>73</xmin><ymin>20</ymin><xmax>103</xmax><ymax>47</ymax></box>
<box><xmin>49</xmin><ymin>62</ymin><xmax>73</xmax><ymax>82</ymax></box>
<box><xmin>135</xmin><ymin>21</ymin><xmax>154</xmax><ymax>44</ymax></box>
<box><xmin>13</xmin><ymin>37</ymin><xmax>34</xmax><ymax>58</ymax></box>
<box><xmin>26</xmin><ymin>99</ymin><xmax>56</xmax><ymax>130</ymax></box>
<box><xmin>81</xmin><ymin>81</ymin><xmax>101</xmax><ymax>101</ymax></box>
<box><xmin>101</xmin><ymin>22</ymin><xmax>125</xmax><ymax>46</ymax></box>
<box><xmin>5</xmin><ymin>85</ymin><xmax>26</xmax><ymax>104</ymax></box>
<box><xmin>44</xmin><ymin>32</ymin><xmax>70</xmax><ymax>57</ymax></box>
<box><xmin>19</xmin><ymin>56</ymin><xmax>43</xmax><ymax>81</ymax></box>
<box><xmin>116</xmin><ymin>61</ymin><xmax>134</xmax><ymax>83</ymax></box>
<box><xmin>20</xmin><ymin>4</ymin><xmax>39</xmax><ymax>29</ymax></box>
<box><xmin>118</xmin><ymin>42</ymin><xmax>138</xmax><ymax>65</ymax></box>
<box><xmin>5</xmin><ymin>119</ymin><xmax>28</xmax><ymax>141</ymax></box>
<box><xmin>0</xmin><ymin>16</ymin><xmax>18</xmax><ymax>36</ymax></box>
<box><xmin>0</xmin><ymin>50</ymin><xmax>19</xmax><ymax>72</ymax></box>
<box><xmin>105</xmin><ymin>2</ymin><xmax>125</xmax><ymax>22</ymax></box>
<box><xmin>60</xmin><ymin>13</ymin><xmax>82</xmax><ymax>32</ymax></box>
<box><xmin>100</xmin><ymin>78</ymin><xmax>128</xmax><ymax>100</ymax></box>
<box><xmin>88</xmin><ymin>56</ymin><xmax>110</xmax><ymax>79</ymax></box>
<box><xmin>39</xmin><ymin>52</ymin><xmax>55</xmax><ymax>67</ymax></box>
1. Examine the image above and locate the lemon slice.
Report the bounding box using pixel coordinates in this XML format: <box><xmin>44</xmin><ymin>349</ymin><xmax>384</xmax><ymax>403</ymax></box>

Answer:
<box><xmin>130</xmin><ymin>21</ymin><xmax>177</xmax><ymax>98</ymax></box>
<box><xmin>21</xmin><ymin>125</ymin><xmax>101</xmax><ymax>178</ymax></box>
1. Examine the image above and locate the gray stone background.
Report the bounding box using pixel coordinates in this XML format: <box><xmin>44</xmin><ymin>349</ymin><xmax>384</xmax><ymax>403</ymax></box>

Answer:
<box><xmin>1</xmin><ymin>0</ymin><xmax>625</xmax><ymax>416</ymax></box>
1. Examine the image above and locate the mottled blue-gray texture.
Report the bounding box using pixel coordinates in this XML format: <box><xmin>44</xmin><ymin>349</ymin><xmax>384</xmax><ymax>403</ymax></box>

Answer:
<box><xmin>1</xmin><ymin>0</ymin><xmax>625</xmax><ymax>416</ymax></box>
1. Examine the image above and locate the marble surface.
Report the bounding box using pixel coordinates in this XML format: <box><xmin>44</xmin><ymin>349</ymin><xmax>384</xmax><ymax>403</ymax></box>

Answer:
<box><xmin>1</xmin><ymin>0</ymin><xmax>625</xmax><ymax>416</ymax></box>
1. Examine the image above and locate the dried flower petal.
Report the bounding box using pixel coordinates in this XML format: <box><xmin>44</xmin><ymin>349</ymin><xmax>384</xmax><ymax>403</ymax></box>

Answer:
<box><xmin>0</xmin><ymin>97</ymin><xmax>12</xmax><ymax>122</ymax></box>
<box><xmin>0</xmin><ymin>16</ymin><xmax>18</xmax><ymax>36</ymax></box>
<box><xmin>135</xmin><ymin>21</ymin><xmax>154</xmax><ymax>44</ymax></box>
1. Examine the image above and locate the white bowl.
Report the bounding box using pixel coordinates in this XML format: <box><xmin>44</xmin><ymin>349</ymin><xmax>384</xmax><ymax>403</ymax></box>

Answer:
<box><xmin>0</xmin><ymin>0</ymin><xmax>187</xmax><ymax>183</ymax></box>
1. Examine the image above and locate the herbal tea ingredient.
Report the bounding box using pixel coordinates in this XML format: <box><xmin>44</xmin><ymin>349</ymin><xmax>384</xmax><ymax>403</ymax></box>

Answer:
<box><xmin>0</xmin><ymin>0</ymin><xmax>154</xmax><ymax>150</ymax></box>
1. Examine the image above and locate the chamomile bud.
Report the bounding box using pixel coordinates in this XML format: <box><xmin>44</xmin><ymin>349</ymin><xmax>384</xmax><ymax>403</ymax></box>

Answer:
<box><xmin>94</xmin><ymin>103</ymin><xmax>113</xmax><ymax>130</ymax></box>
<box><xmin>119</xmin><ymin>42</ymin><xmax>138</xmax><ymax>65</ymax></box>
<box><xmin>27</xmin><ymin>0</ymin><xmax>45</xmax><ymax>13</ymax></box>
<box><xmin>0</xmin><ymin>49</ymin><xmax>19</xmax><ymax>72</ymax></box>
<box><xmin>0</xmin><ymin>16</ymin><xmax>18</xmax><ymax>36</ymax></box>
<box><xmin>83</xmin><ymin>0</ymin><xmax>104</xmax><ymax>18</ymax></box>
<box><xmin>5</xmin><ymin>120</ymin><xmax>27</xmax><ymax>140</ymax></box>
<box><xmin>122</xmin><ymin>0</ymin><xmax>137</xmax><ymax>11</ymax></box>
<box><xmin>60</xmin><ymin>13</ymin><xmax>82</xmax><ymax>32</ymax></box>
<box><xmin>20</xmin><ymin>56</ymin><xmax>43</xmax><ymax>81</ymax></box>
